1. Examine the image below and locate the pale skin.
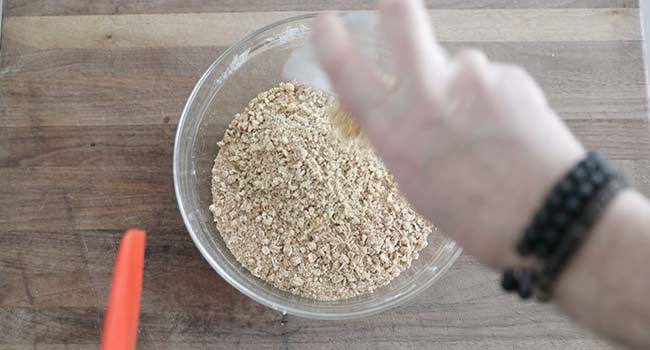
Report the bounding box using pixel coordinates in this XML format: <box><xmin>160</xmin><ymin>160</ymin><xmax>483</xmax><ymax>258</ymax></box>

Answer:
<box><xmin>311</xmin><ymin>0</ymin><xmax>650</xmax><ymax>348</ymax></box>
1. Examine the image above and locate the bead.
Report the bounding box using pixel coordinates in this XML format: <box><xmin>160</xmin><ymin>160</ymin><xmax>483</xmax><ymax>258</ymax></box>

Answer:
<box><xmin>565</xmin><ymin>196</ymin><xmax>581</xmax><ymax>212</ymax></box>
<box><xmin>572</xmin><ymin>166</ymin><xmax>587</xmax><ymax>180</ymax></box>
<box><xmin>584</xmin><ymin>156</ymin><xmax>599</xmax><ymax>170</ymax></box>
<box><xmin>592</xmin><ymin>152</ymin><xmax>606</xmax><ymax>165</ymax></box>
<box><xmin>523</xmin><ymin>232</ymin><xmax>542</xmax><ymax>252</ymax></box>
<box><xmin>518</xmin><ymin>285</ymin><xmax>533</xmax><ymax>299</ymax></box>
<box><xmin>599</xmin><ymin>160</ymin><xmax>615</xmax><ymax>175</ymax></box>
<box><xmin>591</xmin><ymin>171</ymin><xmax>606</xmax><ymax>186</ymax></box>
<box><xmin>535</xmin><ymin>243</ymin><xmax>552</xmax><ymax>258</ymax></box>
<box><xmin>534</xmin><ymin>209</ymin><xmax>549</xmax><ymax>224</ymax></box>
<box><xmin>579</xmin><ymin>182</ymin><xmax>594</xmax><ymax>197</ymax></box>
<box><xmin>553</xmin><ymin>213</ymin><xmax>569</xmax><ymax>228</ymax></box>
<box><xmin>501</xmin><ymin>270</ymin><xmax>518</xmax><ymax>291</ymax></box>
<box><xmin>543</xmin><ymin>229</ymin><xmax>557</xmax><ymax>243</ymax></box>
<box><xmin>517</xmin><ymin>242</ymin><xmax>531</xmax><ymax>256</ymax></box>
<box><xmin>558</xmin><ymin>178</ymin><xmax>573</xmax><ymax>193</ymax></box>
<box><xmin>523</xmin><ymin>227</ymin><xmax>537</xmax><ymax>241</ymax></box>
<box><xmin>548</xmin><ymin>192</ymin><xmax>563</xmax><ymax>207</ymax></box>
<box><xmin>515</xmin><ymin>270</ymin><xmax>536</xmax><ymax>299</ymax></box>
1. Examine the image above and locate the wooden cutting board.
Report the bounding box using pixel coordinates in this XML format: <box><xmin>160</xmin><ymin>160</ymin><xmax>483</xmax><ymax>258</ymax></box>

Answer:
<box><xmin>0</xmin><ymin>1</ymin><xmax>646</xmax><ymax>349</ymax></box>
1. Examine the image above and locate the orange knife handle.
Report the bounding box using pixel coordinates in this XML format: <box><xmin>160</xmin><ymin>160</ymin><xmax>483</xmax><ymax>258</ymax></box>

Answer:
<box><xmin>102</xmin><ymin>229</ymin><xmax>146</xmax><ymax>350</ymax></box>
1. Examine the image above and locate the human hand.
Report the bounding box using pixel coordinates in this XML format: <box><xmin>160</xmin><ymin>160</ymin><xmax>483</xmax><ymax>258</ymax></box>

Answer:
<box><xmin>311</xmin><ymin>0</ymin><xmax>585</xmax><ymax>269</ymax></box>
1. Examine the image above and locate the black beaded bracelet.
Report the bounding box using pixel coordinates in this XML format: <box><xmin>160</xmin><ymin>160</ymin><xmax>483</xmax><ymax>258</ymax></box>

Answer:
<box><xmin>516</xmin><ymin>152</ymin><xmax>615</xmax><ymax>259</ymax></box>
<box><xmin>502</xmin><ymin>152</ymin><xmax>628</xmax><ymax>300</ymax></box>
<box><xmin>535</xmin><ymin>175</ymin><xmax>628</xmax><ymax>300</ymax></box>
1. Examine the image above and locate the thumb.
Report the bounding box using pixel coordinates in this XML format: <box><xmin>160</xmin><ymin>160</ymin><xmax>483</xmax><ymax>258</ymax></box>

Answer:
<box><xmin>311</xmin><ymin>13</ymin><xmax>391</xmax><ymax>125</ymax></box>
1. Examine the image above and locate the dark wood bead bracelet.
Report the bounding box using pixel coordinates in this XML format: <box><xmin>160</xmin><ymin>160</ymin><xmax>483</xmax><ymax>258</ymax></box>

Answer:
<box><xmin>503</xmin><ymin>152</ymin><xmax>628</xmax><ymax>300</ymax></box>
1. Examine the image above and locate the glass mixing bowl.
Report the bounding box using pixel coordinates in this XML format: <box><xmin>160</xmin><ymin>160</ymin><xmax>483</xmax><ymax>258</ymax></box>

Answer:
<box><xmin>173</xmin><ymin>13</ymin><xmax>462</xmax><ymax>319</ymax></box>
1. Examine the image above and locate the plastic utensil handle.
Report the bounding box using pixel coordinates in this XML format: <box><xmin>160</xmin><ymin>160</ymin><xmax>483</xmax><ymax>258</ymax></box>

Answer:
<box><xmin>102</xmin><ymin>229</ymin><xmax>146</xmax><ymax>350</ymax></box>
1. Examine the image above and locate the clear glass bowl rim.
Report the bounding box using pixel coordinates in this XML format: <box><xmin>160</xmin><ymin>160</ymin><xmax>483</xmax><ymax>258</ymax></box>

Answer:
<box><xmin>173</xmin><ymin>12</ymin><xmax>462</xmax><ymax>319</ymax></box>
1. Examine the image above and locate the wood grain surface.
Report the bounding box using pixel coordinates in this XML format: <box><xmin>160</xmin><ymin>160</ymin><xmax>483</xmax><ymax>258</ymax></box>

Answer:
<box><xmin>0</xmin><ymin>0</ymin><xmax>646</xmax><ymax>349</ymax></box>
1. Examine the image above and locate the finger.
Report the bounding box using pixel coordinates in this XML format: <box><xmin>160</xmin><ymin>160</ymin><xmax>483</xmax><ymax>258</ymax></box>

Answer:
<box><xmin>379</xmin><ymin>0</ymin><xmax>447</xmax><ymax>80</ymax></box>
<box><xmin>491</xmin><ymin>63</ymin><xmax>548</xmax><ymax>107</ymax></box>
<box><xmin>311</xmin><ymin>13</ymin><xmax>391</xmax><ymax>122</ymax></box>
<box><xmin>449</xmin><ymin>49</ymin><xmax>492</xmax><ymax>93</ymax></box>
<box><xmin>455</xmin><ymin>49</ymin><xmax>490</xmax><ymax>72</ymax></box>
<box><xmin>444</xmin><ymin>49</ymin><xmax>493</xmax><ymax>117</ymax></box>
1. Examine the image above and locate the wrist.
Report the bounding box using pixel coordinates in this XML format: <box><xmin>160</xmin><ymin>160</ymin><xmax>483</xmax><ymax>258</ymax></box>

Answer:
<box><xmin>500</xmin><ymin>151</ymin><xmax>627</xmax><ymax>300</ymax></box>
<box><xmin>552</xmin><ymin>189</ymin><xmax>650</xmax><ymax>346</ymax></box>
<box><xmin>554</xmin><ymin>189</ymin><xmax>642</xmax><ymax>307</ymax></box>
<box><xmin>495</xmin><ymin>140</ymin><xmax>587</xmax><ymax>270</ymax></box>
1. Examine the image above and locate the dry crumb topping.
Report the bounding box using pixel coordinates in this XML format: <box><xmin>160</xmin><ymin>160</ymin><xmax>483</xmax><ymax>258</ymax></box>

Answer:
<box><xmin>210</xmin><ymin>82</ymin><xmax>433</xmax><ymax>300</ymax></box>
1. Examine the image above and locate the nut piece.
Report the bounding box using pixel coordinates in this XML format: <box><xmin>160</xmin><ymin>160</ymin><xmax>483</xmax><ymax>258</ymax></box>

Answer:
<box><xmin>290</xmin><ymin>256</ymin><xmax>303</xmax><ymax>266</ymax></box>
<box><xmin>291</xmin><ymin>276</ymin><xmax>304</xmax><ymax>286</ymax></box>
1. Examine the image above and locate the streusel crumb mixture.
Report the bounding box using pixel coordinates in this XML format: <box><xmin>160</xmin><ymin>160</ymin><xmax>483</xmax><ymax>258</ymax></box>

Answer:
<box><xmin>210</xmin><ymin>82</ymin><xmax>432</xmax><ymax>300</ymax></box>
